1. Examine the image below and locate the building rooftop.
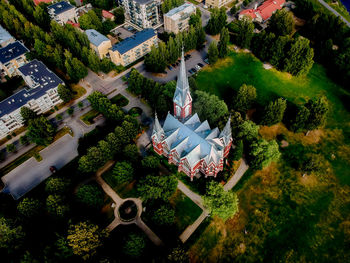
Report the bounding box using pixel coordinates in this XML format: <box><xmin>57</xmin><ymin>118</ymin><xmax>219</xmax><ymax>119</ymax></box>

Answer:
<box><xmin>102</xmin><ymin>10</ymin><xmax>115</xmax><ymax>19</ymax></box>
<box><xmin>132</xmin><ymin>0</ymin><xmax>154</xmax><ymax>4</ymax></box>
<box><xmin>0</xmin><ymin>60</ymin><xmax>64</xmax><ymax>118</ymax></box>
<box><xmin>165</xmin><ymin>3</ymin><xmax>196</xmax><ymax>20</ymax></box>
<box><xmin>0</xmin><ymin>41</ymin><xmax>29</xmax><ymax>64</ymax></box>
<box><xmin>34</xmin><ymin>0</ymin><xmax>53</xmax><ymax>5</ymax></box>
<box><xmin>240</xmin><ymin>0</ymin><xmax>285</xmax><ymax>21</ymax></box>
<box><xmin>85</xmin><ymin>29</ymin><xmax>110</xmax><ymax>47</ymax></box>
<box><xmin>111</xmin><ymin>28</ymin><xmax>157</xmax><ymax>55</ymax></box>
<box><xmin>0</xmin><ymin>26</ymin><xmax>14</xmax><ymax>46</ymax></box>
<box><xmin>47</xmin><ymin>1</ymin><xmax>75</xmax><ymax>15</ymax></box>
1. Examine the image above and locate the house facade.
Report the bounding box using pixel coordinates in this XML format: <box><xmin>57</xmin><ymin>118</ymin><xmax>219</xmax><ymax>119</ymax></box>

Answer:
<box><xmin>152</xmin><ymin>51</ymin><xmax>232</xmax><ymax>180</ymax></box>
<box><xmin>164</xmin><ymin>3</ymin><xmax>196</xmax><ymax>34</ymax></box>
<box><xmin>47</xmin><ymin>1</ymin><xmax>77</xmax><ymax>25</ymax></box>
<box><xmin>121</xmin><ymin>0</ymin><xmax>161</xmax><ymax>29</ymax></box>
<box><xmin>0</xmin><ymin>60</ymin><xmax>64</xmax><ymax>139</ymax></box>
<box><xmin>109</xmin><ymin>28</ymin><xmax>158</xmax><ymax>66</ymax></box>
<box><xmin>0</xmin><ymin>41</ymin><xmax>29</xmax><ymax>77</ymax></box>
<box><xmin>239</xmin><ymin>0</ymin><xmax>285</xmax><ymax>23</ymax></box>
<box><xmin>205</xmin><ymin>0</ymin><xmax>234</xmax><ymax>9</ymax></box>
<box><xmin>85</xmin><ymin>29</ymin><xmax>112</xmax><ymax>59</ymax></box>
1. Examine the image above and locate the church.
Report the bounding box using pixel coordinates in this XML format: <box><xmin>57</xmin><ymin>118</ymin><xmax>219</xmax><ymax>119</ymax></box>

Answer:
<box><xmin>151</xmin><ymin>51</ymin><xmax>233</xmax><ymax>180</ymax></box>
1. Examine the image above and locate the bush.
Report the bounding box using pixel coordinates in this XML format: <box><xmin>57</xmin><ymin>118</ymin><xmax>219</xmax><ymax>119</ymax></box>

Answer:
<box><xmin>151</xmin><ymin>205</ymin><xmax>175</xmax><ymax>226</ymax></box>
<box><xmin>123</xmin><ymin>233</ymin><xmax>146</xmax><ymax>258</ymax></box>
<box><xmin>112</xmin><ymin>161</ymin><xmax>134</xmax><ymax>185</ymax></box>
<box><xmin>76</xmin><ymin>184</ymin><xmax>104</xmax><ymax>210</ymax></box>
<box><xmin>17</xmin><ymin>198</ymin><xmax>42</xmax><ymax>218</ymax></box>
<box><xmin>45</xmin><ymin>177</ymin><xmax>71</xmax><ymax>194</ymax></box>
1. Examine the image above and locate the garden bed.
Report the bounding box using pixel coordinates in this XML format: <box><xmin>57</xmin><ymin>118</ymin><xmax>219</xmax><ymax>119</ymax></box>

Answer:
<box><xmin>111</xmin><ymin>93</ymin><xmax>129</xmax><ymax>107</ymax></box>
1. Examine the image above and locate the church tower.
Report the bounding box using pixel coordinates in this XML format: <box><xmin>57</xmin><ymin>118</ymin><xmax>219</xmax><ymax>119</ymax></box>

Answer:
<box><xmin>173</xmin><ymin>49</ymin><xmax>192</xmax><ymax>121</ymax></box>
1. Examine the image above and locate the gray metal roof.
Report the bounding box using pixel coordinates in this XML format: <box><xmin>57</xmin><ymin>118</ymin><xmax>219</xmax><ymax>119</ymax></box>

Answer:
<box><xmin>0</xmin><ymin>41</ymin><xmax>29</xmax><ymax>64</ymax></box>
<box><xmin>173</xmin><ymin>50</ymin><xmax>191</xmax><ymax>107</ymax></box>
<box><xmin>0</xmin><ymin>26</ymin><xmax>14</xmax><ymax>46</ymax></box>
<box><xmin>85</xmin><ymin>29</ymin><xmax>110</xmax><ymax>47</ymax></box>
<box><xmin>0</xmin><ymin>60</ymin><xmax>64</xmax><ymax>118</ymax></box>
<box><xmin>48</xmin><ymin>1</ymin><xmax>74</xmax><ymax>15</ymax></box>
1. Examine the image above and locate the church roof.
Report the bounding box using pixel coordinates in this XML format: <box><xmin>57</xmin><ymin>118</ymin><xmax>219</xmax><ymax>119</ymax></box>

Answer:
<box><xmin>173</xmin><ymin>50</ymin><xmax>191</xmax><ymax>107</ymax></box>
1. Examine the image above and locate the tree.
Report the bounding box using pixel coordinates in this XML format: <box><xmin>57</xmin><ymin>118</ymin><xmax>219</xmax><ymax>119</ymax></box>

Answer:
<box><xmin>260</xmin><ymin>98</ymin><xmax>287</xmax><ymax>126</ymax></box>
<box><xmin>248</xmin><ymin>139</ymin><xmax>280</xmax><ymax>169</ymax></box>
<box><xmin>123</xmin><ymin>233</ymin><xmax>146</xmax><ymax>258</ymax></box>
<box><xmin>237</xmin><ymin>120</ymin><xmax>259</xmax><ymax>141</ymax></box>
<box><xmin>27</xmin><ymin>116</ymin><xmax>56</xmax><ymax>145</ymax></box>
<box><xmin>19</xmin><ymin>135</ymin><xmax>29</xmax><ymax>145</ymax></box>
<box><xmin>141</xmin><ymin>156</ymin><xmax>160</xmax><ymax>170</ymax></box>
<box><xmin>78</xmin><ymin>146</ymin><xmax>105</xmax><ymax>173</ymax></box>
<box><xmin>17</xmin><ymin>197</ymin><xmax>42</xmax><ymax>218</ymax></box>
<box><xmin>283</xmin><ymin>36</ymin><xmax>314</xmax><ymax>76</ymax></box>
<box><xmin>46</xmin><ymin>195</ymin><xmax>69</xmax><ymax>218</ymax></box>
<box><xmin>112</xmin><ymin>161</ymin><xmax>134</xmax><ymax>184</ymax></box>
<box><xmin>57</xmin><ymin>84</ymin><xmax>73</xmax><ymax>103</ymax></box>
<box><xmin>270</xmin><ymin>35</ymin><xmax>290</xmax><ymax>68</ymax></box>
<box><xmin>67</xmin><ymin>221</ymin><xmax>108</xmax><ymax>260</ymax></box>
<box><xmin>161</xmin><ymin>0</ymin><xmax>185</xmax><ymax>14</ymax></box>
<box><xmin>268</xmin><ymin>9</ymin><xmax>294</xmax><ymax>36</ymax></box>
<box><xmin>189</xmin><ymin>11</ymin><xmax>201</xmax><ymax>27</ymax></box>
<box><xmin>303</xmin><ymin>96</ymin><xmax>329</xmax><ymax>130</ymax></box>
<box><xmin>123</xmin><ymin>144</ymin><xmax>139</xmax><ymax>163</ymax></box>
<box><xmin>151</xmin><ymin>205</ymin><xmax>175</xmax><ymax>226</ymax></box>
<box><xmin>208</xmin><ymin>41</ymin><xmax>219</xmax><ymax>64</ymax></box>
<box><xmin>78</xmin><ymin>10</ymin><xmax>103</xmax><ymax>31</ymax></box>
<box><xmin>289</xmin><ymin>105</ymin><xmax>310</xmax><ymax>132</ymax></box>
<box><xmin>233</xmin><ymin>84</ymin><xmax>257</xmax><ymax>112</ymax></box>
<box><xmin>20</xmin><ymin>106</ymin><xmax>37</xmax><ymax>123</ymax></box>
<box><xmin>6</xmin><ymin>143</ymin><xmax>16</xmax><ymax>153</ymax></box>
<box><xmin>207</xmin><ymin>7</ymin><xmax>227</xmax><ymax>35</ymax></box>
<box><xmin>76</xmin><ymin>184</ymin><xmax>104</xmax><ymax>210</ymax></box>
<box><xmin>0</xmin><ymin>218</ymin><xmax>25</xmax><ymax>252</ymax></box>
<box><xmin>218</xmin><ymin>27</ymin><xmax>230</xmax><ymax>58</ymax></box>
<box><xmin>204</xmin><ymin>181</ymin><xmax>239</xmax><ymax>220</ymax></box>
<box><xmin>168</xmin><ymin>245</ymin><xmax>189</xmax><ymax>263</ymax></box>
<box><xmin>230</xmin><ymin>5</ymin><xmax>239</xmax><ymax>15</ymax></box>
<box><xmin>230</xmin><ymin>17</ymin><xmax>254</xmax><ymax>49</ymax></box>
<box><xmin>193</xmin><ymin>90</ymin><xmax>228</xmax><ymax>126</ymax></box>
<box><xmin>45</xmin><ymin>177</ymin><xmax>70</xmax><ymax>194</ymax></box>
<box><xmin>302</xmin><ymin>153</ymin><xmax>325</xmax><ymax>172</ymax></box>
<box><xmin>113</xmin><ymin>7</ymin><xmax>125</xmax><ymax>24</ymax></box>
<box><xmin>232</xmin><ymin>140</ymin><xmax>243</xmax><ymax>161</ymax></box>
<box><xmin>138</xmin><ymin>175</ymin><xmax>177</xmax><ymax>201</ymax></box>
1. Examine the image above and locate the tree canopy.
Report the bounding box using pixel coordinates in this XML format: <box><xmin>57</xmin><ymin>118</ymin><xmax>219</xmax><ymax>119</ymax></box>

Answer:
<box><xmin>123</xmin><ymin>233</ymin><xmax>146</xmax><ymax>258</ymax></box>
<box><xmin>229</xmin><ymin>17</ymin><xmax>254</xmax><ymax>49</ymax></box>
<box><xmin>57</xmin><ymin>84</ymin><xmax>73</xmax><ymax>103</ymax></box>
<box><xmin>260</xmin><ymin>98</ymin><xmax>287</xmax><ymax>126</ymax></box>
<box><xmin>233</xmin><ymin>84</ymin><xmax>257</xmax><ymax>112</ymax></box>
<box><xmin>208</xmin><ymin>41</ymin><xmax>219</xmax><ymax>64</ymax></box>
<box><xmin>248</xmin><ymin>139</ymin><xmax>281</xmax><ymax>169</ymax></box>
<box><xmin>206</xmin><ymin>7</ymin><xmax>227</xmax><ymax>35</ymax></box>
<box><xmin>0</xmin><ymin>218</ymin><xmax>25</xmax><ymax>252</ymax></box>
<box><xmin>26</xmin><ymin>116</ymin><xmax>56</xmax><ymax>146</ymax></box>
<box><xmin>151</xmin><ymin>205</ymin><xmax>175</xmax><ymax>226</ymax></box>
<box><xmin>112</xmin><ymin>161</ymin><xmax>134</xmax><ymax>185</ymax></box>
<box><xmin>138</xmin><ymin>175</ymin><xmax>177</xmax><ymax>201</ymax></box>
<box><xmin>20</xmin><ymin>106</ymin><xmax>37</xmax><ymax>123</ymax></box>
<box><xmin>268</xmin><ymin>9</ymin><xmax>294</xmax><ymax>36</ymax></box>
<box><xmin>17</xmin><ymin>198</ymin><xmax>42</xmax><ymax>218</ymax></box>
<box><xmin>76</xmin><ymin>184</ymin><xmax>104</xmax><ymax>210</ymax></box>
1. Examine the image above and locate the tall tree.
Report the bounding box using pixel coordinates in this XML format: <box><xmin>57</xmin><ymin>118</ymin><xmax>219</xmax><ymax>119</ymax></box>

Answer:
<box><xmin>260</xmin><ymin>98</ymin><xmax>287</xmax><ymax>126</ymax></box>
<box><xmin>237</xmin><ymin>120</ymin><xmax>259</xmax><ymax>141</ymax></box>
<box><xmin>230</xmin><ymin>16</ymin><xmax>254</xmax><ymax>49</ymax></box>
<box><xmin>113</xmin><ymin>7</ymin><xmax>125</xmax><ymax>24</ymax></box>
<box><xmin>137</xmin><ymin>175</ymin><xmax>177</xmax><ymax>201</ymax></box>
<box><xmin>27</xmin><ymin>116</ymin><xmax>56</xmax><ymax>146</ymax></box>
<box><xmin>57</xmin><ymin>84</ymin><xmax>73</xmax><ymax>103</ymax></box>
<box><xmin>304</xmin><ymin>96</ymin><xmax>329</xmax><ymax>130</ymax></box>
<box><xmin>268</xmin><ymin>9</ymin><xmax>294</xmax><ymax>36</ymax></box>
<box><xmin>46</xmin><ymin>194</ymin><xmax>69</xmax><ymax>218</ymax></box>
<box><xmin>76</xmin><ymin>184</ymin><xmax>104</xmax><ymax>210</ymax></box>
<box><xmin>208</xmin><ymin>41</ymin><xmax>219</xmax><ymax>64</ymax></box>
<box><xmin>123</xmin><ymin>233</ymin><xmax>146</xmax><ymax>258</ymax></box>
<box><xmin>20</xmin><ymin>106</ymin><xmax>37</xmax><ymax>123</ymax></box>
<box><xmin>0</xmin><ymin>218</ymin><xmax>25</xmax><ymax>252</ymax></box>
<box><xmin>233</xmin><ymin>84</ymin><xmax>257</xmax><ymax>112</ymax></box>
<box><xmin>112</xmin><ymin>161</ymin><xmax>134</xmax><ymax>184</ymax></box>
<box><xmin>248</xmin><ymin>139</ymin><xmax>280</xmax><ymax>169</ymax></box>
<box><xmin>151</xmin><ymin>205</ymin><xmax>175</xmax><ymax>226</ymax></box>
<box><xmin>207</xmin><ymin>7</ymin><xmax>227</xmax><ymax>35</ymax></box>
<box><xmin>218</xmin><ymin>27</ymin><xmax>230</xmax><ymax>58</ymax></box>
<box><xmin>17</xmin><ymin>198</ymin><xmax>42</xmax><ymax>218</ymax></box>
<box><xmin>204</xmin><ymin>181</ymin><xmax>239</xmax><ymax>220</ymax></box>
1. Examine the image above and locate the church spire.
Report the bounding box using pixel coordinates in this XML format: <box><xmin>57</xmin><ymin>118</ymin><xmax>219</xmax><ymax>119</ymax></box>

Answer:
<box><xmin>220</xmin><ymin>115</ymin><xmax>232</xmax><ymax>145</ymax></box>
<box><xmin>152</xmin><ymin>112</ymin><xmax>163</xmax><ymax>137</ymax></box>
<box><xmin>173</xmin><ymin>48</ymin><xmax>192</xmax><ymax>120</ymax></box>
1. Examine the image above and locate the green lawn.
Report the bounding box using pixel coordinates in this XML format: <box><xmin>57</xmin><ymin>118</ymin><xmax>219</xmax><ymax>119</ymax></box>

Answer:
<box><xmin>196</xmin><ymin>51</ymin><xmax>350</xmax><ymax>129</ymax></box>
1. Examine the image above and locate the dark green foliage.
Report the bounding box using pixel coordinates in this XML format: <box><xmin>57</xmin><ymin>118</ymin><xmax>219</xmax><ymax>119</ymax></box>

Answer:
<box><xmin>123</xmin><ymin>144</ymin><xmax>139</xmax><ymax>163</ymax></box>
<box><xmin>303</xmin><ymin>96</ymin><xmax>329</xmax><ymax>130</ymax></box>
<box><xmin>78</xmin><ymin>10</ymin><xmax>103</xmax><ymax>32</ymax></box>
<box><xmin>46</xmin><ymin>194</ymin><xmax>69</xmax><ymax>218</ymax></box>
<box><xmin>86</xmin><ymin>0</ymin><xmax>114</xmax><ymax>9</ymax></box>
<box><xmin>76</xmin><ymin>184</ymin><xmax>104</xmax><ymax>210</ymax></box>
<box><xmin>237</xmin><ymin>120</ymin><xmax>259</xmax><ymax>141</ymax></box>
<box><xmin>19</xmin><ymin>135</ymin><xmax>29</xmax><ymax>145</ymax></box>
<box><xmin>113</xmin><ymin>7</ymin><xmax>125</xmax><ymax>24</ymax></box>
<box><xmin>268</xmin><ymin>9</ymin><xmax>294</xmax><ymax>36</ymax></box>
<box><xmin>229</xmin><ymin>17</ymin><xmax>254</xmax><ymax>49</ymax></box>
<box><xmin>230</xmin><ymin>5</ymin><xmax>239</xmax><ymax>15</ymax></box>
<box><xmin>17</xmin><ymin>198</ymin><xmax>42</xmax><ymax>218</ymax></box>
<box><xmin>161</xmin><ymin>0</ymin><xmax>185</xmax><ymax>14</ymax></box>
<box><xmin>260</xmin><ymin>98</ymin><xmax>287</xmax><ymax>126</ymax></box>
<box><xmin>189</xmin><ymin>9</ymin><xmax>201</xmax><ymax>27</ymax></box>
<box><xmin>193</xmin><ymin>90</ymin><xmax>228</xmax><ymax>126</ymax></box>
<box><xmin>248</xmin><ymin>139</ymin><xmax>280</xmax><ymax>169</ymax></box>
<box><xmin>57</xmin><ymin>84</ymin><xmax>73</xmax><ymax>103</ymax></box>
<box><xmin>64</xmin><ymin>50</ymin><xmax>88</xmax><ymax>82</ymax></box>
<box><xmin>168</xmin><ymin>245</ymin><xmax>189</xmax><ymax>262</ymax></box>
<box><xmin>138</xmin><ymin>174</ymin><xmax>177</xmax><ymax>201</ymax></box>
<box><xmin>142</xmin><ymin>156</ymin><xmax>160</xmax><ymax>170</ymax></box>
<box><xmin>0</xmin><ymin>218</ymin><xmax>25</xmax><ymax>252</ymax></box>
<box><xmin>289</xmin><ymin>105</ymin><xmax>310</xmax><ymax>132</ymax></box>
<box><xmin>123</xmin><ymin>233</ymin><xmax>146</xmax><ymax>258</ymax></box>
<box><xmin>20</xmin><ymin>106</ymin><xmax>37</xmax><ymax>123</ymax></box>
<box><xmin>232</xmin><ymin>140</ymin><xmax>243</xmax><ymax>161</ymax></box>
<box><xmin>45</xmin><ymin>177</ymin><xmax>71</xmax><ymax>194</ymax></box>
<box><xmin>151</xmin><ymin>205</ymin><xmax>175</xmax><ymax>226</ymax></box>
<box><xmin>233</xmin><ymin>84</ymin><xmax>257</xmax><ymax>112</ymax></box>
<box><xmin>218</xmin><ymin>27</ymin><xmax>230</xmax><ymax>58</ymax></box>
<box><xmin>206</xmin><ymin>7</ymin><xmax>227</xmax><ymax>35</ymax></box>
<box><xmin>67</xmin><ymin>107</ymin><xmax>74</xmax><ymax>115</ymax></box>
<box><xmin>27</xmin><ymin>116</ymin><xmax>56</xmax><ymax>146</ymax></box>
<box><xmin>6</xmin><ymin>143</ymin><xmax>16</xmax><ymax>153</ymax></box>
<box><xmin>112</xmin><ymin>161</ymin><xmax>134</xmax><ymax>184</ymax></box>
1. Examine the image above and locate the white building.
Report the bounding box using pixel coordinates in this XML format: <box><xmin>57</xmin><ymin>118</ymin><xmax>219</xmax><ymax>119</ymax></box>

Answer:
<box><xmin>47</xmin><ymin>1</ymin><xmax>78</xmax><ymax>25</ymax></box>
<box><xmin>0</xmin><ymin>26</ymin><xmax>15</xmax><ymax>48</ymax></box>
<box><xmin>164</xmin><ymin>3</ymin><xmax>196</xmax><ymax>34</ymax></box>
<box><xmin>121</xmin><ymin>0</ymin><xmax>161</xmax><ymax>29</ymax></box>
<box><xmin>0</xmin><ymin>60</ymin><xmax>64</xmax><ymax>139</ymax></box>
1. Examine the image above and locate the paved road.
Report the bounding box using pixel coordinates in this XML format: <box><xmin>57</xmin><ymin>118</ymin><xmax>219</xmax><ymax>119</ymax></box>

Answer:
<box><xmin>223</xmin><ymin>158</ymin><xmax>249</xmax><ymax>191</ymax></box>
<box><xmin>318</xmin><ymin>0</ymin><xmax>350</xmax><ymax>27</ymax></box>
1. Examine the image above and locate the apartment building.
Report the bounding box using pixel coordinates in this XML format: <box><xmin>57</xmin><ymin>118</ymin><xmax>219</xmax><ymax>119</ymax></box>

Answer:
<box><xmin>0</xmin><ymin>41</ymin><xmax>29</xmax><ymax>77</ymax></box>
<box><xmin>109</xmin><ymin>28</ymin><xmax>158</xmax><ymax>66</ymax></box>
<box><xmin>164</xmin><ymin>3</ymin><xmax>196</xmax><ymax>34</ymax></box>
<box><xmin>47</xmin><ymin>1</ymin><xmax>78</xmax><ymax>25</ymax></box>
<box><xmin>205</xmin><ymin>0</ymin><xmax>233</xmax><ymax>8</ymax></box>
<box><xmin>0</xmin><ymin>26</ymin><xmax>15</xmax><ymax>48</ymax></box>
<box><xmin>121</xmin><ymin>0</ymin><xmax>161</xmax><ymax>29</ymax></box>
<box><xmin>85</xmin><ymin>29</ymin><xmax>112</xmax><ymax>59</ymax></box>
<box><xmin>0</xmin><ymin>60</ymin><xmax>64</xmax><ymax>139</ymax></box>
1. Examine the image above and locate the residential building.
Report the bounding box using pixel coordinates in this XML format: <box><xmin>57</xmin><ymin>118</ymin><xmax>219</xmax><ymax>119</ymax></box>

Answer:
<box><xmin>164</xmin><ymin>3</ymin><xmax>196</xmax><ymax>34</ymax></box>
<box><xmin>121</xmin><ymin>0</ymin><xmax>161</xmax><ymax>29</ymax></box>
<box><xmin>85</xmin><ymin>29</ymin><xmax>112</xmax><ymax>59</ymax></box>
<box><xmin>239</xmin><ymin>0</ymin><xmax>285</xmax><ymax>23</ymax></box>
<box><xmin>0</xmin><ymin>26</ymin><xmax>15</xmax><ymax>48</ymax></box>
<box><xmin>205</xmin><ymin>0</ymin><xmax>234</xmax><ymax>9</ymax></box>
<box><xmin>152</xmin><ymin>51</ymin><xmax>232</xmax><ymax>180</ymax></box>
<box><xmin>0</xmin><ymin>41</ymin><xmax>29</xmax><ymax>77</ymax></box>
<box><xmin>47</xmin><ymin>1</ymin><xmax>77</xmax><ymax>25</ymax></box>
<box><xmin>109</xmin><ymin>28</ymin><xmax>158</xmax><ymax>66</ymax></box>
<box><xmin>34</xmin><ymin>0</ymin><xmax>53</xmax><ymax>5</ymax></box>
<box><xmin>0</xmin><ymin>60</ymin><xmax>64</xmax><ymax>139</ymax></box>
<box><xmin>102</xmin><ymin>10</ymin><xmax>115</xmax><ymax>21</ymax></box>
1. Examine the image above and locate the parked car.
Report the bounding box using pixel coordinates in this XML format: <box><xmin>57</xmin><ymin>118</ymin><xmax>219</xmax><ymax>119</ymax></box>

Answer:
<box><xmin>50</xmin><ymin>166</ymin><xmax>57</xmax><ymax>173</ymax></box>
<box><xmin>191</xmin><ymin>68</ymin><xmax>197</xmax><ymax>73</ymax></box>
<box><xmin>204</xmin><ymin>58</ymin><xmax>209</xmax><ymax>64</ymax></box>
<box><xmin>195</xmin><ymin>65</ymin><xmax>201</xmax><ymax>71</ymax></box>
<box><xmin>172</xmin><ymin>63</ymin><xmax>176</xmax><ymax>67</ymax></box>
<box><xmin>175</xmin><ymin>62</ymin><xmax>179</xmax><ymax>66</ymax></box>
<box><xmin>198</xmin><ymin>63</ymin><xmax>204</xmax><ymax>67</ymax></box>
<box><xmin>188</xmin><ymin>69</ymin><xmax>193</xmax><ymax>74</ymax></box>
<box><xmin>167</xmin><ymin>65</ymin><xmax>173</xmax><ymax>70</ymax></box>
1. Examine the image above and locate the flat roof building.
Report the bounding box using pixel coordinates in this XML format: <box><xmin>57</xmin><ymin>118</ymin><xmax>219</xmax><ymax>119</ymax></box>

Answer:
<box><xmin>47</xmin><ymin>1</ymin><xmax>77</xmax><ymax>25</ymax></box>
<box><xmin>85</xmin><ymin>29</ymin><xmax>112</xmax><ymax>59</ymax></box>
<box><xmin>0</xmin><ymin>60</ymin><xmax>64</xmax><ymax>139</ymax></box>
<box><xmin>109</xmin><ymin>28</ymin><xmax>158</xmax><ymax>66</ymax></box>
<box><xmin>0</xmin><ymin>26</ymin><xmax>15</xmax><ymax>48</ymax></box>
<box><xmin>164</xmin><ymin>3</ymin><xmax>196</xmax><ymax>34</ymax></box>
<box><xmin>0</xmin><ymin>41</ymin><xmax>29</xmax><ymax>77</ymax></box>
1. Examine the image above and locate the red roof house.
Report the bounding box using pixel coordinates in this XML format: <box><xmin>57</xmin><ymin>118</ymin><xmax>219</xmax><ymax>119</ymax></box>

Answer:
<box><xmin>102</xmin><ymin>10</ymin><xmax>115</xmax><ymax>21</ymax></box>
<box><xmin>33</xmin><ymin>0</ymin><xmax>53</xmax><ymax>5</ymax></box>
<box><xmin>67</xmin><ymin>20</ymin><xmax>80</xmax><ymax>28</ymax></box>
<box><xmin>239</xmin><ymin>0</ymin><xmax>285</xmax><ymax>22</ymax></box>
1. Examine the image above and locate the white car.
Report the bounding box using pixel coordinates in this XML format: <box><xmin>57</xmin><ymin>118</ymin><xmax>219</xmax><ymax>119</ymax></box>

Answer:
<box><xmin>195</xmin><ymin>65</ymin><xmax>201</xmax><ymax>71</ymax></box>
